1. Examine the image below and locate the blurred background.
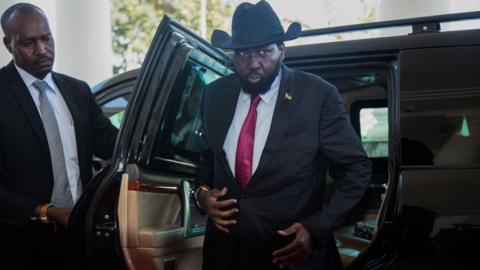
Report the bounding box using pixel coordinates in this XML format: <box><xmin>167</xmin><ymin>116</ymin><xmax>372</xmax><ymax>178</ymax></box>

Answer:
<box><xmin>1</xmin><ymin>0</ymin><xmax>479</xmax><ymax>85</ymax></box>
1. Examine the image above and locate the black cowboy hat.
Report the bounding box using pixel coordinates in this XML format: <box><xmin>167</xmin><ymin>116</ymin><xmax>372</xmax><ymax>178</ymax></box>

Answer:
<box><xmin>211</xmin><ymin>0</ymin><xmax>302</xmax><ymax>49</ymax></box>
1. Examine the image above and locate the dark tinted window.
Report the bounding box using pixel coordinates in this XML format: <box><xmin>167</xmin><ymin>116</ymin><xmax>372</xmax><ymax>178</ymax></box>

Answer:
<box><xmin>400</xmin><ymin>47</ymin><xmax>480</xmax><ymax>166</ymax></box>
<box><xmin>150</xmin><ymin>51</ymin><xmax>231</xmax><ymax>167</ymax></box>
<box><xmin>401</xmin><ymin>95</ymin><xmax>480</xmax><ymax>166</ymax></box>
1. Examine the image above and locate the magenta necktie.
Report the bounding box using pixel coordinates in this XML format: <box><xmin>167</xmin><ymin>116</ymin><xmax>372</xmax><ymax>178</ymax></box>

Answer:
<box><xmin>235</xmin><ymin>95</ymin><xmax>261</xmax><ymax>190</ymax></box>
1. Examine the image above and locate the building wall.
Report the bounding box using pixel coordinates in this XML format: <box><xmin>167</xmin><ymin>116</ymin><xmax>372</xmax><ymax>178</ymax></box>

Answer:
<box><xmin>0</xmin><ymin>0</ymin><xmax>112</xmax><ymax>86</ymax></box>
<box><xmin>379</xmin><ymin>0</ymin><xmax>450</xmax><ymax>20</ymax></box>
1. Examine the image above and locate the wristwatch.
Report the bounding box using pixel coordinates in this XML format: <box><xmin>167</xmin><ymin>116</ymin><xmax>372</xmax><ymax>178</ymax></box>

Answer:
<box><xmin>194</xmin><ymin>185</ymin><xmax>210</xmax><ymax>210</ymax></box>
<box><xmin>39</xmin><ymin>203</ymin><xmax>53</xmax><ymax>223</ymax></box>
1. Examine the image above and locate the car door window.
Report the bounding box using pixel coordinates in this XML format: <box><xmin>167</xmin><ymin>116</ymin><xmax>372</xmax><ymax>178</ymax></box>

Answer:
<box><xmin>149</xmin><ymin>53</ymin><xmax>231</xmax><ymax>168</ymax></box>
<box><xmin>101</xmin><ymin>94</ymin><xmax>130</xmax><ymax>128</ymax></box>
<box><xmin>360</xmin><ymin>107</ymin><xmax>388</xmax><ymax>158</ymax></box>
<box><xmin>400</xmin><ymin>47</ymin><xmax>480</xmax><ymax>166</ymax></box>
<box><xmin>401</xmin><ymin>96</ymin><xmax>480</xmax><ymax>166</ymax></box>
<box><xmin>138</xmin><ymin>51</ymin><xmax>231</xmax><ymax>235</ymax></box>
<box><xmin>351</xmin><ymin>100</ymin><xmax>389</xmax><ymax>158</ymax></box>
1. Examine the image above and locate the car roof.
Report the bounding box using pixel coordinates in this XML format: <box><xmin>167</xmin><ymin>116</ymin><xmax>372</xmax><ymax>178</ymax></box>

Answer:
<box><xmin>286</xmin><ymin>11</ymin><xmax>480</xmax><ymax>61</ymax></box>
<box><xmin>92</xmin><ymin>68</ymin><xmax>139</xmax><ymax>94</ymax></box>
<box><xmin>286</xmin><ymin>28</ymin><xmax>480</xmax><ymax>61</ymax></box>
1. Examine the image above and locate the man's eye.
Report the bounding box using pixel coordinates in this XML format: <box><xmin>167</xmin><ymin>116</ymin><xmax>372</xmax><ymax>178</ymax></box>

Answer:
<box><xmin>20</xmin><ymin>41</ymin><xmax>33</xmax><ymax>46</ymax></box>
<box><xmin>237</xmin><ymin>51</ymin><xmax>248</xmax><ymax>58</ymax></box>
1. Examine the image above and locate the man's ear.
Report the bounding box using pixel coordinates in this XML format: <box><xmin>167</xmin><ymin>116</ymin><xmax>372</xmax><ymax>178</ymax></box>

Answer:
<box><xmin>3</xmin><ymin>36</ymin><xmax>12</xmax><ymax>53</ymax></box>
<box><xmin>278</xmin><ymin>43</ymin><xmax>285</xmax><ymax>61</ymax></box>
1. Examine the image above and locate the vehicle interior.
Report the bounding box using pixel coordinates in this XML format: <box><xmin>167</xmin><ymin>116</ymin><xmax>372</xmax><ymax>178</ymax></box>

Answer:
<box><xmin>304</xmin><ymin>66</ymin><xmax>390</xmax><ymax>268</ymax></box>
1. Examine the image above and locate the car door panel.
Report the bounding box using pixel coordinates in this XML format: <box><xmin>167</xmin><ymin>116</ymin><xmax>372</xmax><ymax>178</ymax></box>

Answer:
<box><xmin>117</xmin><ymin>166</ymin><xmax>204</xmax><ymax>270</ymax></box>
<box><xmin>115</xmin><ymin>54</ymin><xmax>230</xmax><ymax>269</ymax></box>
<box><xmin>67</xmin><ymin>16</ymin><xmax>231</xmax><ymax>269</ymax></box>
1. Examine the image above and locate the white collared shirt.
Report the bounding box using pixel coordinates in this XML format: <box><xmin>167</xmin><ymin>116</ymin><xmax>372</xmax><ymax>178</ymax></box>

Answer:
<box><xmin>15</xmin><ymin>64</ymin><xmax>81</xmax><ymax>202</ymax></box>
<box><xmin>223</xmin><ymin>70</ymin><xmax>281</xmax><ymax>176</ymax></box>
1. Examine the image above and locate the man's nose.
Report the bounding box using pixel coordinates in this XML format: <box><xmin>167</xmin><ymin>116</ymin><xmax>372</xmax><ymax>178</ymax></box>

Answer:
<box><xmin>246</xmin><ymin>54</ymin><xmax>261</xmax><ymax>69</ymax></box>
<box><xmin>34</xmin><ymin>41</ymin><xmax>47</xmax><ymax>55</ymax></box>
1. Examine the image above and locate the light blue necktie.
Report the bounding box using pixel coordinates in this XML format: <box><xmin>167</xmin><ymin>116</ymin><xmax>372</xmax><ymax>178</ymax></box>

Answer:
<box><xmin>33</xmin><ymin>80</ymin><xmax>74</xmax><ymax>208</ymax></box>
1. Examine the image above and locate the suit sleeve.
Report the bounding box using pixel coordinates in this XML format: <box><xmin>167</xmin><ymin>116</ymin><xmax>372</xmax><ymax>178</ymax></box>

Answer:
<box><xmin>0</xmin><ymin>149</ymin><xmax>39</xmax><ymax>227</ymax></box>
<box><xmin>85</xmin><ymin>82</ymin><xmax>118</xmax><ymax>160</ymax></box>
<box><xmin>195</xmin><ymin>87</ymin><xmax>214</xmax><ymax>190</ymax></box>
<box><xmin>301</xmin><ymin>85</ymin><xmax>372</xmax><ymax>246</ymax></box>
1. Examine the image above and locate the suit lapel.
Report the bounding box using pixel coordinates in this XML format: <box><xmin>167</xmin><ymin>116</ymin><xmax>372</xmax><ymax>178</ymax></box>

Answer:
<box><xmin>217</xmin><ymin>87</ymin><xmax>240</xmax><ymax>181</ymax></box>
<box><xmin>4</xmin><ymin>62</ymin><xmax>50</xmax><ymax>156</ymax></box>
<box><xmin>206</xmin><ymin>76</ymin><xmax>241</xmax><ymax>181</ymax></box>
<box><xmin>249</xmin><ymin>65</ymin><xmax>297</xmax><ymax>187</ymax></box>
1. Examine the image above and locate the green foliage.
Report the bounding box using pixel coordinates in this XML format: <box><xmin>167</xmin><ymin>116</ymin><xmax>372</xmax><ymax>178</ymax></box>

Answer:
<box><xmin>111</xmin><ymin>0</ymin><xmax>233</xmax><ymax>74</ymax></box>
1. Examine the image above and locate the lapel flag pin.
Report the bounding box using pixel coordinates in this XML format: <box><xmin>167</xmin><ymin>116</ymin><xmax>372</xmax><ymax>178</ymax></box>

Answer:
<box><xmin>285</xmin><ymin>93</ymin><xmax>293</xmax><ymax>101</ymax></box>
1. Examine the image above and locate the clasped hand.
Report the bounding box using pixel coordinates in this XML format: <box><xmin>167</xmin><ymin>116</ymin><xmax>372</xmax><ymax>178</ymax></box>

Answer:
<box><xmin>197</xmin><ymin>188</ymin><xmax>313</xmax><ymax>268</ymax></box>
<box><xmin>197</xmin><ymin>187</ymin><xmax>238</xmax><ymax>233</ymax></box>
<box><xmin>273</xmin><ymin>222</ymin><xmax>314</xmax><ymax>269</ymax></box>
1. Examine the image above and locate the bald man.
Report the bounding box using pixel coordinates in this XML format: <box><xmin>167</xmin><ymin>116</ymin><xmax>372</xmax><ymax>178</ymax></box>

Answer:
<box><xmin>0</xmin><ymin>3</ymin><xmax>117</xmax><ymax>269</ymax></box>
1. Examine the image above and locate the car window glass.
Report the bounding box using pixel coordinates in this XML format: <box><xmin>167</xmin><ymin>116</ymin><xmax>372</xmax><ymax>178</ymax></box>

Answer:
<box><xmin>360</xmin><ymin>107</ymin><xmax>388</xmax><ymax>157</ymax></box>
<box><xmin>92</xmin><ymin>93</ymin><xmax>130</xmax><ymax>172</ymax></box>
<box><xmin>350</xmin><ymin>98</ymin><xmax>388</xmax><ymax>159</ymax></box>
<box><xmin>149</xmin><ymin>52</ymin><xmax>231</xmax><ymax>166</ymax></box>
<box><xmin>401</xmin><ymin>96</ymin><xmax>480</xmax><ymax>166</ymax></box>
<box><xmin>102</xmin><ymin>94</ymin><xmax>130</xmax><ymax>128</ymax></box>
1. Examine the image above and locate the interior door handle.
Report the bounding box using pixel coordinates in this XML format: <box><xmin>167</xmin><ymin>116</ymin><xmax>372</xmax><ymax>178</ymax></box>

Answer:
<box><xmin>95</xmin><ymin>221</ymin><xmax>117</xmax><ymax>232</ymax></box>
<box><xmin>180</xmin><ymin>180</ymin><xmax>192</xmax><ymax>237</ymax></box>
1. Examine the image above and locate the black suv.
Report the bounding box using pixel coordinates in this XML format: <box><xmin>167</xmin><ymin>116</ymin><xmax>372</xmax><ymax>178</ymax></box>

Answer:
<box><xmin>67</xmin><ymin>12</ymin><xmax>480</xmax><ymax>270</ymax></box>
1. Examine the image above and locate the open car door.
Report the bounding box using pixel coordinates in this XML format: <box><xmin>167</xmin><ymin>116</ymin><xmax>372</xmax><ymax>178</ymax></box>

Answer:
<box><xmin>66</xmin><ymin>16</ymin><xmax>232</xmax><ymax>270</ymax></box>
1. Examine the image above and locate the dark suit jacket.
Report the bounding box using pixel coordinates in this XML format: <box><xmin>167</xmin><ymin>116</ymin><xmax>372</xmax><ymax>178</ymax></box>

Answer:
<box><xmin>0</xmin><ymin>61</ymin><xmax>117</xmax><ymax>228</ymax></box>
<box><xmin>197</xmin><ymin>65</ymin><xmax>372</xmax><ymax>270</ymax></box>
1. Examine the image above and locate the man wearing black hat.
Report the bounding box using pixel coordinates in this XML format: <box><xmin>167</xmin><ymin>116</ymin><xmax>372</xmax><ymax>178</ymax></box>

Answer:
<box><xmin>195</xmin><ymin>1</ymin><xmax>371</xmax><ymax>269</ymax></box>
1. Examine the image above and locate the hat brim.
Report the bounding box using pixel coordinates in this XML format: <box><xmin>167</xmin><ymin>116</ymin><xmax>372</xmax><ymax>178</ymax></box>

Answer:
<box><xmin>211</xmin><ymin>22</ymin><xmax>302</xmax><ymax>49</ymax></box>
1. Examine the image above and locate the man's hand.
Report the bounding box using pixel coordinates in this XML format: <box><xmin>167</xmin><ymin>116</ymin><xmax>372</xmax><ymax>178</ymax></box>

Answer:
<box><xmin>197</xmin><ymin>187</ymin><xmax>238</xmax><ymax>233</ymax></box>
<box><xmin>47</xmin><ymin>207</ymin><xmax>72</xmax><ymax>227</ymax></box>
<box><xmin>272</xmin><ymin>222</ymin><xmax>314</xmax><ymax>269</ymax></box>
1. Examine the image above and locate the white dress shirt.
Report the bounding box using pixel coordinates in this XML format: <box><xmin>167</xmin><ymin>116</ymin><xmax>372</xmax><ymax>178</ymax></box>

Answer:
<box><xmin>223</xmin><ymin>70</ymin><xmax>282</xmax><ymax>176</ymax></box>
<box><xmin>15</xmin><ymin>64</ymin><xmax>81</xmax><ymax>202</ymax></box>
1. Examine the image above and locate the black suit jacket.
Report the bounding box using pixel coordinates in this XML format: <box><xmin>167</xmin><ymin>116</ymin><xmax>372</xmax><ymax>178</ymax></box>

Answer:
<box><xmin>197</xmin><ymin>65</ymin><xmax>372</xmax><ymax>270</ymax></box>
<box><xmin>0</xmin><ymin>61</ymin><xmax>117</xmax><ymax>228</ymax></box>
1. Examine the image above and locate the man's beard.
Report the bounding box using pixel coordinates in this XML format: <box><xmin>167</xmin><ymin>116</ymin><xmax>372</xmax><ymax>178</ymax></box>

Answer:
<box><xmin>238</xmin><ymin>62</ymin><xmax>281</xmax><ymax>96</ymax></box>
